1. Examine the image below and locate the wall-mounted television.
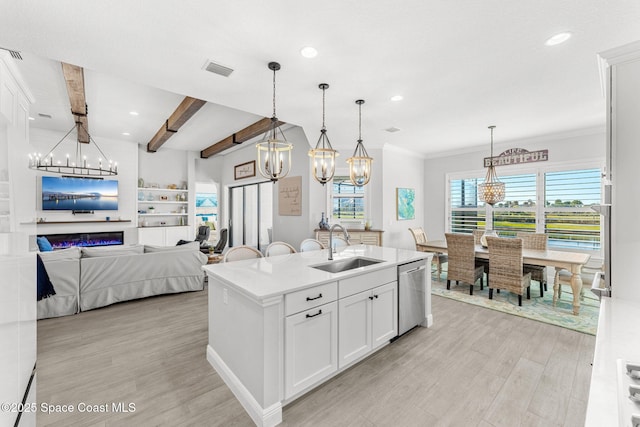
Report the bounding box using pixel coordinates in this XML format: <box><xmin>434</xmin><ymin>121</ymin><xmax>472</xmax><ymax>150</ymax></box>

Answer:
<box><xmin>42</xmin><ymin>176</ymin><xmax>118</xmax><ymax>211</ymax></box>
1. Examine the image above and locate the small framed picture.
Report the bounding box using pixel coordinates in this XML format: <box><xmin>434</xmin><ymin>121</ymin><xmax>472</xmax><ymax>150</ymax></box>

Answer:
<box><xmin>396</xmin><ymin>188</ymin><xmax>416</xmax><ymax>220</ymax></box>
<box><xmin>234</xmin><ymin>160</ymin><xmax>256</xmax><ymax>180</ymax></box>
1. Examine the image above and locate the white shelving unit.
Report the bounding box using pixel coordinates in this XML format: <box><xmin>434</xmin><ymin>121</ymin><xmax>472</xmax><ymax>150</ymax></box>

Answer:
<box><xmin>137</xmin><ymin>187</ymin><xmax>189</xmax><ymax>227</ymax></box>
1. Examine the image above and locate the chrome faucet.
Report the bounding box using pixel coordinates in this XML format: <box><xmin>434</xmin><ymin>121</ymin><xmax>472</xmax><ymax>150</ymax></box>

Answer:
<box><xmin>328</xmin><ymin>224</ymin><xmax>349</xmax><ymax>261</ymax></box>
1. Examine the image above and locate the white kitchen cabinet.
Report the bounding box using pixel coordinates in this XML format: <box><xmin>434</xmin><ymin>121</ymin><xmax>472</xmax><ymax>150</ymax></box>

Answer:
<box><xmin>284</xmin><ymin>301</ymin><xmax>338</xmax><ymax>399</ymax></box>
<box><xmin>338</xmin><ymin>281</ymin><xmax>397</xmax><ymax>369</ymax></box>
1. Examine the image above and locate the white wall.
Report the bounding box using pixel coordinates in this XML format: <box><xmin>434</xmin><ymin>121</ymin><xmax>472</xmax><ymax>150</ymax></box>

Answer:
<box><xmin>423</xmin><ymin>130</ymin><xmax>605</xmax><ymax>242</ymax></box>
<box><xmin>382</xmin><ymin>145</ymin><xmax>425</xmax><ymax>249</ymax></box>
<box><xmin>30</xmin><ymin>128</ymin><xmax>139</xmax><ymax>243</ymax></box>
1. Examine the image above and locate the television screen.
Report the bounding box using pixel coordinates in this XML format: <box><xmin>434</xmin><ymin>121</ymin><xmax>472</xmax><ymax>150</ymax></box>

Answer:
<box><xmin>42</xmin><ymin>176</ymin><xmax>118</xmax><ymax>211</ymax></box>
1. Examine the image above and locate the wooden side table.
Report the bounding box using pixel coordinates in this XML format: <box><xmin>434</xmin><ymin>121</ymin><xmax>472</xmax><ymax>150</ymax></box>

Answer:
<box><xmin>207</xmin><ymin>254</ymin><xmax>223</xmax><ymax>264</ymax></box>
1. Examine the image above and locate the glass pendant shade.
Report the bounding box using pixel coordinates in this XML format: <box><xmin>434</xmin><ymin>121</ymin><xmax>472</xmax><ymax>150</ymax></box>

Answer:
<box><xmin>256</xmin><ymin>62</ymin><xmax>292</xmax><ymax>183</ymax></box>
<box><xmin>478</xmin><ymin>125</ymin><xmax>505</xmax><ymax>206</ymax></box>
<box><xmin>309</xmin><ymin>83</ymin><xmax>338</xmax><ymax>185</ymax></box>
<box><xmin>347</xmin><ymin>100</ymin><xmax>373</xmax><ymax>187</ymax></box>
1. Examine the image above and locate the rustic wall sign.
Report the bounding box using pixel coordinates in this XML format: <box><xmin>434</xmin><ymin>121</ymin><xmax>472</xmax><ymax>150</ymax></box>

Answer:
<box><xmin>483</xmin><ymin>148</ymin><xmax>548</xmax><ymax>167</ymax></box>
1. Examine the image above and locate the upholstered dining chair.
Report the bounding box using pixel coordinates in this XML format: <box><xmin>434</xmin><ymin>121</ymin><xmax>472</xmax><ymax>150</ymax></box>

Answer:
<box><xmin>445</xmin><ymin>233</ymin><xmax>485</xmax><ymax>295</ymax></box>
<box><xmin>409</xmin><ymin>227</ymin><xmax>447</xmax><ymax>279</ymax></box>
<box><xmin>265</xmin><ymin>241</ymin><xmax>297</xmax><ymax>257</ymax></box>
<box><xmin>299</xmin><ymin>238</ymin><xmax>325</xmax><ymax>252</ymax></box>
<box><xmin>486</xmin><ymin>236</ymin><xmax>532</xmax><ymax>306</ymax></box>
<box><xmin>331</xmin><ymin>236</ymin><xmax>350</xmax><ymax>248</ymax></box>
<box><xmin>223</xmin><ymin>245</ymin><xmax>264</xmax><ymax>263</ymax></box>
<box><xmin>516</xmin><ymin>232</ymin><xmax>548</xmax><ymax>297</ymax></box>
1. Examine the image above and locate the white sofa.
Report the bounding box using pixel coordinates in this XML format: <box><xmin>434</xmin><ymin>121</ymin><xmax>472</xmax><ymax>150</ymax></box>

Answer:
<box><xmin>38</xmin><ymin>242</ymin><xmax>207</xmax><ymax>319</ymax></box>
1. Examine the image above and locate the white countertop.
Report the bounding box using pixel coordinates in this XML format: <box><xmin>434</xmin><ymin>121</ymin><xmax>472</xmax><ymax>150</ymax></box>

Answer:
<box><xmin>586</xmin><ymin>296</ymin><xmax>640</xmax><ymax>427</ymax></box>
<box><xmin>203</xmin><ymin>245</ymin><xmax>430</xmax><ymax>302</ymax></box>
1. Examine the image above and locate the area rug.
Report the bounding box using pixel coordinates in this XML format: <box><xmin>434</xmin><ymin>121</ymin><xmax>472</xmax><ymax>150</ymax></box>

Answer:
<box><xmin>431</xmin><ymin>274</ymin><xmax>600</xmax><ymax>335</ymax></box>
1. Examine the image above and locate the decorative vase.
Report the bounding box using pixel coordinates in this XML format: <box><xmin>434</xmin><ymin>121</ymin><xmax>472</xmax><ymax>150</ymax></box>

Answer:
<box><xmin>480</xmin><ymin>229</ymin><xmax>498</xmax><ymax>248</ymax></box>
<box><xmin>318</xmin><ymin>212</ymin><xmax>329</xmax><ymax>230</ymax></box>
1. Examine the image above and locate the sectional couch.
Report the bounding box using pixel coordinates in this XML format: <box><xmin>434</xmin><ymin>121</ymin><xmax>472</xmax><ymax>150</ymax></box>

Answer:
<box><xmin>37</xmin><ymin>242</ymin><xmax>208</xmax><ymax>319</ymax></box>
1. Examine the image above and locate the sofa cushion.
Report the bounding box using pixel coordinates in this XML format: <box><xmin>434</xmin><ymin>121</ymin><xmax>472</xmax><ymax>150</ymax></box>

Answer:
<box><xmin>37</xmin><ymin>236</ymin><xmax>53</xmax><ymax>252</ymax></box>
<box><xmin>39</xmin><ymin>246</ymin><xmax>80</xmax><ymax>261</ymax></box>
<box><xmin>145</xmin><ymin>241</ymin><xmax>199</xmax><ymax>253</ymax></box>
<box><xmin>81</xmin><ymin>244</ymin><xmax>144</xmax><ymax>258</ymax></box>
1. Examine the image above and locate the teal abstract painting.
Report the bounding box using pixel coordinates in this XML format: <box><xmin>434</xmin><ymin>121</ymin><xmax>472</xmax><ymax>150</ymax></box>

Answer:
<box><xmin>396</xmin><ymin>188</ymin><xmax>415</xmax><ymax>220</ymax></box>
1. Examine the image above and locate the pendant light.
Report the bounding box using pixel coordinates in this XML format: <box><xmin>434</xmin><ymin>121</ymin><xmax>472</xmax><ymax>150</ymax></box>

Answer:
<box><xmin>347</xmin><ymin>99</ymin><xmax>373</xmax><ymax>187</ymax></box>
<box><xmin>309</xmin><ymin>83</ymin><xmax>338</xmax><ymax>185</ymax></box>
<box><xmin>256</xmin><ymin>61</ymin><xmax>292</xmax><ymax>183</ymax></box>
<box><xmin>478</xmin><ymin>125</ymin><xmax>505</xmax><ymax>206</ymax></box>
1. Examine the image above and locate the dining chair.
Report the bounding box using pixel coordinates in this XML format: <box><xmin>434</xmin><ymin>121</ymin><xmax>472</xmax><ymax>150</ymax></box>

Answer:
<box><xmin>445</xmin><ymin>233</ymin><xmax>485</xmax><ymax>295</ymax></box>
<box><xmin>516</xmin><ymin>232</ymin><xmax>548</xmax><ymax>297</ymax></box>
<box><xmin>472</xmin><ymin>229</ymin><xmax>490</xmax><ymax>285</ymax></box>
<box><xmin>299</xmin><ymin>238</ymin><xmax>325</xmax><ymax>252</ymax></box>
<box><xmin>265</xmin><ymin>241</ymin><xmax>297</xmax><ymax>257</ymax></box>
<box><xmin>223</xmin><ymin>245</ymin><xmax>264</xmax><ymax>263</ymax></box>
<box><xmin>331</xmin><ymin>236</ymin><xmax>350</xmax><ymax>248</ymax></box>
<box><xmin>409</xmin><ymin>227</ymin><xmax>447</xmax><ymax>279</ymax></box>
<box><xmin>486</xmin><ymin>236</ymin><xmax>531</xmax><ymax>306</ymax></box>
<box><xmin>553</xmin><ymin>263</ymin><xmax>602</xmax><ymax>306</ymax></box>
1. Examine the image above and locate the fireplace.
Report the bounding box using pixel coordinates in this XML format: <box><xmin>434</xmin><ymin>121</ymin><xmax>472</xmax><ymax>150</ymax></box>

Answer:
<box><xmin>41</xmin><ymin>231</ymin><xmax>124</xmax><ymax>250</ymax></box>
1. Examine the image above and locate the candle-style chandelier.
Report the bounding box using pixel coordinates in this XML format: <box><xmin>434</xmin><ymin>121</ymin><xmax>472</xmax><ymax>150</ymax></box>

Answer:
<box><xmin>308</xmin><ymin>83</ymin><xmax>338</xmax><ymax>185</ymax></box>
<box><xmin>28</xmin><ymin>121</ymin><xmax>118</xmax><ymax>176</ymax></box>
<box><xmin>256</xmin><ymin>61</ymin><xmax>293</xmax><ymax>183</ymax></box>
<box><xmin>477</xmin><ymin>125</ymin><xmax>505</xmax><ymax>206</ymax></box>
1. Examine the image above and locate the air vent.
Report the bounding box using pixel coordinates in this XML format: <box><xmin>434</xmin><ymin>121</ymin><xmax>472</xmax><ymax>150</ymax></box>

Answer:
<box><xmin>38</xmin><ymin>113</ymin><xmax>52</xmax><ymax>119</ymax></box>
<box><xmin>202</xmin><ymin>60</ymin><xmax>234</xmax><ymax>77</ymax></box>
<box><xmin>385</xmin><ymin>127</ymin><xmax>401</xmax><ymax>133</ymax></box>
<box><xmin>0</xmin><ymin>47</ymin><xmax>22</xmax><ymax>60</ymax></box>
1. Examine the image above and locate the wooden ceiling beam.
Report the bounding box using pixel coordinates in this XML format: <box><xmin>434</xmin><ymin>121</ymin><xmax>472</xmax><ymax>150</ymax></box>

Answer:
<box><xmin>200</xmin><ymin>117</ymin><xmax>284</xmax><ymax>158</ymax></box>
<box><xmin>146</xmin><ymin>96</ymin><xmax>207</xmax><ymax>152</ymax></box>
<box><xmin>61</xmin><ymin>62</ymin><xmax>90</xmax><ymax>143</ymax></box>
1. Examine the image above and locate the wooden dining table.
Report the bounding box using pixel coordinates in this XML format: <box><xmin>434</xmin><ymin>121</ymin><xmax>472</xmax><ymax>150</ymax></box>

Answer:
<box><xmin>417</xmin><ymin>240</ymin><xmax>591</xmax><ymax>315</ymax></box>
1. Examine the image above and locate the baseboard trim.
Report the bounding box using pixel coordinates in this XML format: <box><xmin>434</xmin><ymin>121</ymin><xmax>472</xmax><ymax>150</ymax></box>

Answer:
<box><xmin>206</xmin><ymin>345</ymin><xmax>282</xmax><ymax>427</ymax></box>
<box><xmin>425</xmin><ymin>313</ymin><xmax>433</xmax><ymax>327</ymax></box>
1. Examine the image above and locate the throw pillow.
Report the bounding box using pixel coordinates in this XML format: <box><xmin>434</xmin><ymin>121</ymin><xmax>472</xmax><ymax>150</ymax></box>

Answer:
<box><xmin>38</xmin><ymin>246</ymin><xmax>81</xmax><ymax>261</ymax></box>
<box><xmin>37</xmin><ymin>236</ymin><xmax>53</xmax><ymax>252</ymax></box>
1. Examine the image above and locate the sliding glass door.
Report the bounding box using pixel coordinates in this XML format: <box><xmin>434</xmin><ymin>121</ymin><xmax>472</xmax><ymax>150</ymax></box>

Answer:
<box><xmin>229</xmin><ymin>182</ymin><xmax>272</xmax><ymax>252</ymax></box>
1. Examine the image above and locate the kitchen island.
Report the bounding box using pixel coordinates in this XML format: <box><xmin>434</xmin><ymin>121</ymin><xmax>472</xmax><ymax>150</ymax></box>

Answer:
<box><xmin>203</xmin><ymin>245</ymin><xmax>433</xmax><ymax>427</ymax></box>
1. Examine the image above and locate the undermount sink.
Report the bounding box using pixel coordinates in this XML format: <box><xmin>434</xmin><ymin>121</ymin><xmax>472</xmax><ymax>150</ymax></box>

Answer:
<box><xmin>310</xmin><ymin>257</ymin><xmax>384</xmax><ymax>273</ymax></box>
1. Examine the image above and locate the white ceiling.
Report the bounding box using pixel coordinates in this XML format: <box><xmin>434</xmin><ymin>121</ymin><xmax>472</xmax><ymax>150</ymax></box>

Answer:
<box><xmin>0</xmin><ymin>0</ymin><xmax>639</xmax><ymax>157</ymax></box>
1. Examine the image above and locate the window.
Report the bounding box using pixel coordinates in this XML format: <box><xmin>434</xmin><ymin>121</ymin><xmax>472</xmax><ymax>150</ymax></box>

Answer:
<box><xmin>331</xmin><ymin>176</ymin><xmax>365</xmax><ymax>220</ymax></box>
<box><xmin>195</xmin><ymin>192</ymin><xmax>218</xmax><ymax>231</ymax></box>
<box><xmin>447</xmin><ymin>164</ymin><xmax>602</xmax><ymax>252</ymax></box>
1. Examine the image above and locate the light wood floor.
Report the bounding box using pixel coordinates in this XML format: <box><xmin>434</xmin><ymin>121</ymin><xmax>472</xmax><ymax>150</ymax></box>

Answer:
<box><xmin>37</xmin><ymin>287</ymin><xmax>595</xmax><ymax>427</ymax></box>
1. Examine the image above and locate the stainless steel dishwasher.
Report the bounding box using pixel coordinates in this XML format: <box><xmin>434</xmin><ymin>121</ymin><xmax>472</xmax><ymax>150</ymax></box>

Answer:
<box><xmin>397</xmin><ymin>259</ymin><xmax>427</xmax><ymax>336</ymax></box>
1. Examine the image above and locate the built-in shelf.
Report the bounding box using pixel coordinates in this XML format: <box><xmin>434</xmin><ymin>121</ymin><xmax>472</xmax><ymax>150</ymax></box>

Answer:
<box><xmin>0</xmin><ymin>181</ymin><xmax>8</xmax><ymax>185</ymax></box>
<box><xmin>137</xmin><ymin>187</ymin><xmax>187</xmax><ymax>193</ymax></box>
<box><xmin>138</xmin><ymin>200</ymin><xmax>188</xmax><ymax>204</ymax></box>
<box><xmin>22</xmin><ymin>220</ymin><xmax>132</xmax><ymax>225</ymax></box>
<box><xmin>0</xmin><ymin>214</ymin><xmax>10</xmax><ymax>218</ymax></box>
<box><xmin>138</xmin><ymin>213</ymin><xmax>187</xmax><ymax>217</ymax></box>
<box><xmin>138</xmin><ymin>225</ymin><xmax>189</xmax><ymax>229</ymax></box>
<box><xmin>0</xmin><ymin>198</ymin><xmax>9</xmax><ymax>202</ymax></box>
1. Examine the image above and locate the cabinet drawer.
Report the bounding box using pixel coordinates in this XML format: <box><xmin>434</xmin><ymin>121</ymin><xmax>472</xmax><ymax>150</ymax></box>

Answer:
<box><xmin>285</xmin><ymin>282</ymin><xmax>338</xmax><ymax>316</ymax></box>
<box><xmin>339</xmin><ymin>267</ymin><xmax>396</xmax><ymax>299</ymax></box>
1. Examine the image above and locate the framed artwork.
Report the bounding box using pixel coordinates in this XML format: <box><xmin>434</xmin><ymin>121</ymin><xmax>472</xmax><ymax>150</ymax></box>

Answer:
<box><xmin>278</xmin><ymin>176</ymin><xmax>302</xmax><ymax>216</ymax></box>
<box><xmin>234</xmin><ymin>161</ymin><xmax>256</xmax><ymax>180</ymax></box>
<box><xmin>396</xmin><ymin>188</ymin><xmax>415</xmax><ymax>220</ymax></box>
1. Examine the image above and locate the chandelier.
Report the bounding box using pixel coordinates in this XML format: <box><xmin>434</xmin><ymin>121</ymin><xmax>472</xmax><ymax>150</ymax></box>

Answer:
<box><xmin>478</xmin><ymin>125</ymin><xmax>505</xmax><ymax>206</ymax></box>
<box><xmin>256</xmin><ymin>61</ymin><xmax>292</xmax><ymax>183</ymax></box>
<box><xmin>346</xmin><ymin>99</ymin><xmax>373</xmax><ymax>187</ymax></box>
<box><xmin>28</xmin><ymin>122</ymin><xmax>118</xmax><ymax>176</ymax></box>
<box><xmin>308</xmin><ymin>83</ymin><xmax>338</xmax><ymax>185</ymax></box>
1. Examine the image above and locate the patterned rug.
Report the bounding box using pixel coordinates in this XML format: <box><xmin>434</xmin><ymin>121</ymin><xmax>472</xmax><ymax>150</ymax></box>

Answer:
<box><xmin>431</xmin><ymin>274</ymin><xmax>600</xmax><ymax>335</ymax></box>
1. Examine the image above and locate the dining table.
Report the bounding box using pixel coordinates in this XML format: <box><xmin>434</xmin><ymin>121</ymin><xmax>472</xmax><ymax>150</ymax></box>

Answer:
<box><xmin>417</xmin><ymin>240</ymin><xmax>591</xmax><ymax>315</ymax></box>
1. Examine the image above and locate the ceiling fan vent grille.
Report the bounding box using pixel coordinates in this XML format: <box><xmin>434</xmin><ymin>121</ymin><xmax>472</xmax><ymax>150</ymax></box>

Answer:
<box><xmin>203</xmin><ymin>60</ymin><xmax>234</xmax><ymax>77</ymax></box>
<box><xmin>0</xmin><ymin>47</ymin><xmax>22</xmax><ymax>60</ymax></box>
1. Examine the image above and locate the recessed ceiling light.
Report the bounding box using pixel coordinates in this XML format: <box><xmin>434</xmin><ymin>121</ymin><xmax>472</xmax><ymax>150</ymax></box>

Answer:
<box><xmin>129</xmin><ymin>111</ymin><xmax>139</xmax><ymax>116</ymax></box>
<box><xmin>300</xmin><ymin>46</ymin><xmax>318</xmax><ymax>58</ymax></box>
<box><xmin>122</xmin><ymin>132</ymin><xmax>130</xmax><ymax>136</ymax></box>
<box><xmin>390</xmin><ymin>95</ymin><xmax>403</xmax><ymax>102</ymax></box>
<box><xmin>545</xmin><ymin>32</ymin><xmax>572</xmax><ymax>46</ymax></box>
<box><xmin>28</xmin><ymin>116</ymin><xmax>35</xmax><ymax>121</ymax></box>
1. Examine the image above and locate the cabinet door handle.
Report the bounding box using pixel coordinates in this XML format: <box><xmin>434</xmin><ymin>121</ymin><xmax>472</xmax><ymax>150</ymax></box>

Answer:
<box><xmin>374</xmin><ymin>294</ymin><xmax>379</xmax><ymax>299</ymax></box>
<box><xmin>369</xmin><ymin>296</ymin><xmax>374</xmax><ymax>300</ymax></box>
<box><xmin>306</xmin><ymin>293</ymin><xmax>323</xmax><ymax>301</ymax></box>
<box><xmin>306</xmin><ymin>309</ymin><xmax>322</xmax><ymax>318</ymax></box>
